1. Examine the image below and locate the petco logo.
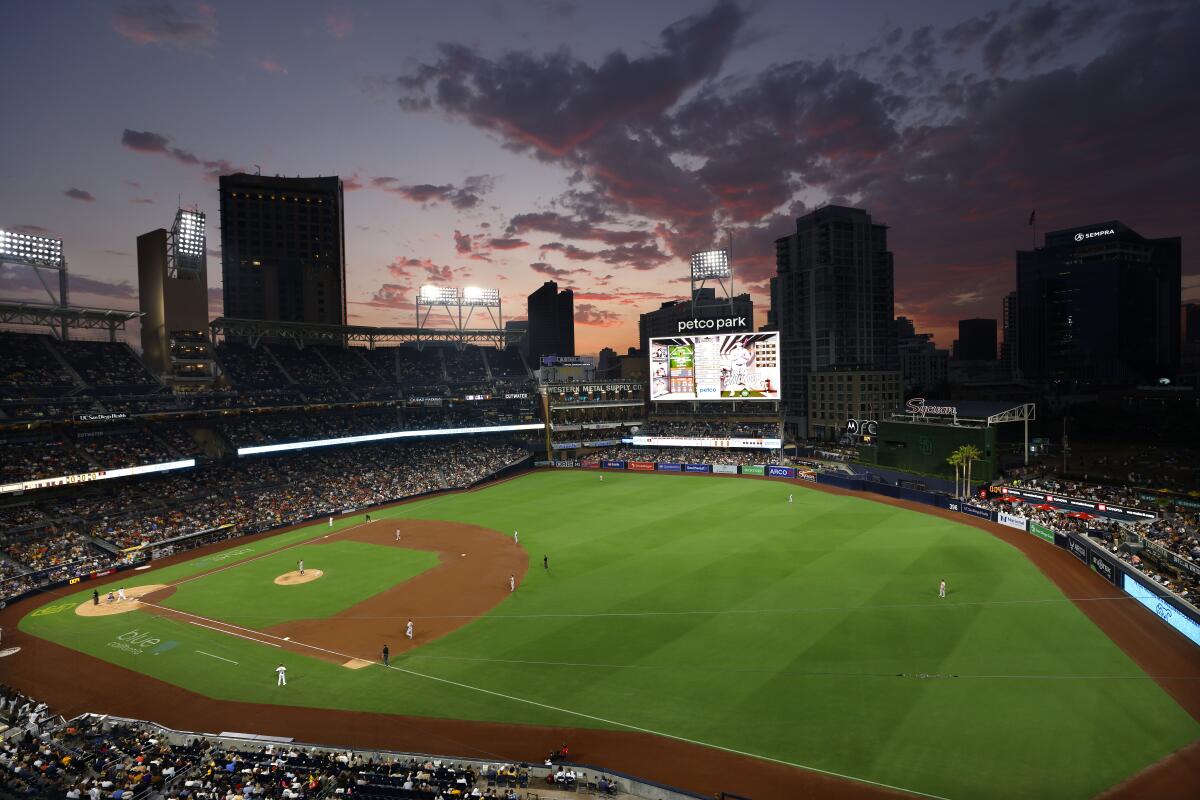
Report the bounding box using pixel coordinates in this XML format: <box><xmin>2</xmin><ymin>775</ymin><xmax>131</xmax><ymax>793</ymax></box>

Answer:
<box><xmin>676</xmin><ymin>316</ymin><xmax>747</xmax><ymax>333</ymax></box>
<box><xmin>1074</xmin><ymin>229</ymin><xmax>1115</xmax><ymax>241</ymax></box>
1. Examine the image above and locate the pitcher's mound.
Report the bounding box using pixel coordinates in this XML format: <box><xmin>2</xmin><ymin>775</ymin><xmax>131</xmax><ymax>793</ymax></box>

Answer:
<box><xmin>75</xmin><ymin>584</ymin><xmax>168</xmax><ymax>617</ymax></box>
<box><xmin>275</xmin><ymin>569</ymin><xmax>323</xmax><ymax>586</ymax></box>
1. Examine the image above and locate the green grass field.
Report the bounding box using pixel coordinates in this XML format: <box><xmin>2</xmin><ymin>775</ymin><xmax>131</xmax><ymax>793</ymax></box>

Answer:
<box><xmin>21</xmin><ymin>470</ymin><xmax>1200</xmax><ymax>799</ymax></box>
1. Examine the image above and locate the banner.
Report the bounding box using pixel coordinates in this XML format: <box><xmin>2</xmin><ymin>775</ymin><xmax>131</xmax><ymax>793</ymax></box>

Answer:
<box><xmin>947</xmin><ymin>500</ymin><xmax>960</xmax><ymax>512</ymax></box>
<box><xmin>960</xmin><ymin>504</ymin><xmax>992</xmax><ymax>521</ymax></box>
<box><xmin>1029</xmin><ymin>521</ymin><xmax>1055</xmax><ymax>544</ymax></box>
<box><xmin>1090</xmin><ymin>551</ymin><xmax>1118</xmax><ymax>585</ymax></box>
<box><xmin>684</xmin><ymin>464</ymin><xmax>712</xmax><ymax>473</ymax></box>
<box><xmin>712</xmin><ymin>464</ymin><xmax>738</xmax><ymax>474</ymax></box>
<box><xmin>534</xmin><ymin>460</ymin><xmax>553</xmax><ymax>467</ymax></box>
<box><xmin>552</xmin><ymin>442</ymin><xmax>582</xmax><ymax>450</ymax></box>
<box><xmin>580</xmin><ymin>461</ymin><xmax>600</xmax><ymax>469</ymax></box>
<box><xmin>1122</xmin><ymin>573</ymin><xmax>1200</xmax><ymax>647</ymax></box>
<box><xmin>741</xmin><ymin>465</ymin><xmax>766</xmax><ymax>476</ymax></box>
<box><xmin>629</xmin><ymin>461</ymin><xmax>656</xmax><ymax>472</ymax></box>
<box><xmin>601</xmin><ymin>460</ymin><xmax>627</xmax><ymax>469</ymax></box>
<box><xmin>767</xmin><ymin>465</ymin><xmax>796</xmax><ymax>478</ymax></box>
<box><xmin>1066</xmin><ymin>535</ymin><xmax>1089</xmax><ymax>563</ymax></box>
<box><xmin>656</xmin><ymin>463</ymin><xmax>682</xmax><ymax>472</ymax></box>
<box><xmin>999</xmin><ymin>486</ymin><xmax>1157</xmax><ymax>520</ymax></box>
<box><xmin>582</xmin><ymin>440</ymin><xmax>620</xmax><ymax>448</ymax></box>
<box><xmin>796</xmin><ymin>471</ymin><xmax>817</xmax><ymax>483</ymax></box>
<box><xmin>553</xmin><ymin>460</ymin><xmax>579</xmax><ymax>468</ymax></box>
<box><xmin>625</xmin><ymin>435</ymin><xmax>781</xmax><ymax>450</ymax></box>
<box><xmin>997</xmin><ymin>511</ymin><xmax>1028</xmax><ymax>531</ymax></box>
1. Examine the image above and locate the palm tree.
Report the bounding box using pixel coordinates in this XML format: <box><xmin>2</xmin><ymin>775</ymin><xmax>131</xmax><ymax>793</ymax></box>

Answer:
<box><xmin>961</xmin><ymin>444</ymin><xmax>983</xmax><ymax>498</ymax></box>
<box><xmin>947</xmin><ymin>450</ymin><xmax>963</xmax><ymax>498</ymax></box>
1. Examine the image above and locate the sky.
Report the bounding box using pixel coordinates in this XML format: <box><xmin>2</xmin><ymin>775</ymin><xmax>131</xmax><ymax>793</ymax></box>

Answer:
<box><xmin>1</xmin><ymin>0</ymin><xmax>1197</xmax><ymax>356</ymax></box>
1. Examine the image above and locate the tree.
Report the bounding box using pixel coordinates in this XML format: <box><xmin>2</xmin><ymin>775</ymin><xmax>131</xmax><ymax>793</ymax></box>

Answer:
<box><xmin>947</xmin><ymin>449</ymin><xmax>963</xmax><ymax>498</ymax></box>
<box><xmin>961</xmin><ymin>444</ymin><xmax>983</xmax><ymax>498</ymax></box>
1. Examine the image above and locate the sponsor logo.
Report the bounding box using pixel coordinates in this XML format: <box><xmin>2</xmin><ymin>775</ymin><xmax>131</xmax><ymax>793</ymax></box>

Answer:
<box><xmin>741</xmin><ymin>465</ymin><xmax>766</xmax><ymax>476</ymax></box>
<box><xmin>905</xmin><ymin>397</ymin><xmax>957</xmax><ymax>416</ymax></box>
<box><xmin>797</xmin><ymin>471</ymin><xmax>817</xmax><ymax>482</ymax></box>
<box><xmin>684</xmin><ymin>464</ymin><xmax>711</xmax><ymax>473</ymax></box>
<box><xmin>997</xmin><ymin>511</ymin><xmax>1027</xmax><ymax>531</ymax></box>
<box><xmin>767</xmin><ymin>465</ymin><xmax>795</xmax><ymax>478</ymax></box>
<box><xmin>656</xmin><ymin>463</ymin><xmax>683</xmax><ymax>472</ymax></box>
<box><xmin>845</xmin><ymin>419</ymin><xmax>878</xmax><ymax>436</ymax></box>
<box><xmin>75</xmin><ymin>412</ymin><xmax>129</xmax><ymax>423</ymax></box>
<box><xmin>1029</xmin><ymin>522</ymin><xmax>1055</xmax><ymax>543</ymax></box>
<box><xmin>712</xmin><ymin>464</ymin><xmax>739</xmax><ymax>474</ymax></box>
<box><xmin>553</xmin><ymin>460</ymin><xmax>579</xmax><ymax>468</ymax></box>
<box><xmin>1090</xmin><ymin>553</ymin><xmax>1115</xmax><ymax>583</ymax></box>
<box><xmin>1074</xmin><ymin>229</ymin><xmax>1115</xmax><ymax>241</ymax></box>
<box><xmin>629</xmin><ymin>461</ymin><xmax>656</xmax><ymax>472</ymax></box>
<box><xmin>580</xmin><ymin>461</ymin><xmax>600</xmax><ymax>469</ymax></box>
<box><xmin>960</xmin><ymin>504</ymin><xmax>991</xmax><ymax>520</ymax></box>
<box><xmin>107</xmin><ymin>629</ymin><xmax>162</xmax><ymax>656</ymax></box>
<box><xmin>30</xmin><ymin>602</ymin><xmax>74</xmax><ymax>617</ymax></box>
<box><xmin>1067</xmin><ymin>538</ymin><xmax>1088</xmax><ymax>563</ymax></box>
<box><xmin>601</xmin><ymin>460</ymin><xmax>626</xmax><ymax>469</ymax></box>
<box><xmin>676</xmin><ymin>316</ymin><xmax>748</xmax><ymax>333</ymax></box>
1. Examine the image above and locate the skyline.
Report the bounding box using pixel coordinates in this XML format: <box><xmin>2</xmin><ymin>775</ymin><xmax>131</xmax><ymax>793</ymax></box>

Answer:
<box><xmin>1</xmin><ymin>0</ymin><xmax>1197</xmax><ymax>356</ymax></box>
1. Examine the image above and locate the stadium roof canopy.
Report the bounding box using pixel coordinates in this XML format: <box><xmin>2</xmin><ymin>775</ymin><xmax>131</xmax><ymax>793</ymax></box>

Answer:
<box><xmin>0</xmin><ymin>300</ymin><xmax>142</xmax><ymax>340</ymax></box>
<box><xmin>209</xmin><ymin>316</ymin><xmax>511</xmax><ymax>349</ymax></box>
<box><xmin>889</xmin><ymin>399</ymin><xmax>1036</xmax><ymax>427</ymax></box>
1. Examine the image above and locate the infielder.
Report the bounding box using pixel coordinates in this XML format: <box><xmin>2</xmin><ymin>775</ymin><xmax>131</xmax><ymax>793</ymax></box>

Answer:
<box><xmin>382</xmin><ymin>644</ymin><xmax>389</xmax><ymax>666</ymax></box>
<box><xmin>939</xmin><ymin>579</ymin><xmax>947</xmax><ymax>598</ymax></box>
<box><xmin>509</xmin><ymin>575</ymin><xmax>516</xmax><ymax>592</ymax></box>
<box><xmin>395</xmin><ymin>529</ymin><xmax>402</xmax><ymax>542</ymax></box>
<box><xmin>298</xmin><ymin>559</ymin><xmax>305</xmax><ymax>576</ymax></box>
<box><xmin>276</xmin><ymin>664</ymin><xmax>287</xmax><ymax>686</ymax></box>
<box><xmin>513</xmin><ymin>530</ymin><xmax>519</xmax><ymax>545</ymax></box>
<box><xmin>106</xmin><ymin>590</ymin><xmax>115</xmax><ymax>604</ymax></box>
<box><xmin>405</xmin><ymin>619</ymin><xmax>414</xmax><ymax>640</ymax></box>
<box><xmin>117</xmin><ymin>587</ymin><xmax>127</xmax><ymax>602</ymax></box>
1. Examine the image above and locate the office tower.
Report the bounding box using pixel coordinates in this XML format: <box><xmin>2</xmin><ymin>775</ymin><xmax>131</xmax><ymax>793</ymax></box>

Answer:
<box><xmin>527</xmin><ymin>281</ymin><xmax>575</xmax><ymax>363</ymax></box>
<box><xmin>955</xmin><ymin>318</ymin><xmax>997</xmax><ymax>361</ymax></box>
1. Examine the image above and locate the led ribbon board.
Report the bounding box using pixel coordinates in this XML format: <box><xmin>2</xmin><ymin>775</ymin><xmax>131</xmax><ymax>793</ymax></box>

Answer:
<box><xmin>0</xmin><ymin>459</ymin><xmax>196</xmax><ymax>495</ymax></box>
<box><xmin>237</xmin><ymin>423</ymin><xmax>546</xmax><ymax>456</ymax></box>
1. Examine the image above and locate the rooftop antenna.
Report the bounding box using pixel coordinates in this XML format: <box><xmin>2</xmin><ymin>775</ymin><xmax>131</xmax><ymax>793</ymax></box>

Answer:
<box><xmin>253</xmin><ymin>164</ymin><xmax>262</xmax><ymax>175</ymax></box>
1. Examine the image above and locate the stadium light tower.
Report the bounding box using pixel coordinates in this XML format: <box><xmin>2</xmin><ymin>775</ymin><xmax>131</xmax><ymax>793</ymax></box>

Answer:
<box><xmin>690</xmin><ymin>230</ymin><xmax>734</xmax><ymax>317</ymax></box>
<box><xmin>168</xmin><ymin>209</ymin><xmax>205</xmax><ymax>279</ymax></box>
<box><xmin>0</xmin><ymin>228</ymin><xmax>70</xmax><ymax>337</ymax></box>
<box><xmin>415</xmin><ymin>284</ymin><xmax>503</xmax><ymax>348</ymax></box>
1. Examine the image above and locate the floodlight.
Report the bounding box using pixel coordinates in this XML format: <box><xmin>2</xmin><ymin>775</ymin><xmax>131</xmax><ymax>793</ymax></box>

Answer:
<box><xmin>690</xmin><ymin>248</ymin><xmax>730</xmax><ymax>279</ymax></box>
<box><xmin>461</xmin><ymin>286</ymin><xmax>500</xmax><ymax>307</ymax></box>
<box><xmin>0</xmin><ymin>229</ymin><xmax>64</xmax><ymax>267</ymax></box>
<box><xmin>417</xmin><ymin>285</ymin><xmax>460</xmax><ymax>304</ymax></box>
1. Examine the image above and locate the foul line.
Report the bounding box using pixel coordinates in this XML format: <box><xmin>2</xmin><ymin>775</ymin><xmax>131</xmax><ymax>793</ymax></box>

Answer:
<box><xmin>136</xmin><ymin>598</ymin><xmax>949</xmax><ymax>800</ymax></box>
<box><xmin>195</xmin><ymin>650</ymin><xmax>238</xmax><ymax>665</ymax></box>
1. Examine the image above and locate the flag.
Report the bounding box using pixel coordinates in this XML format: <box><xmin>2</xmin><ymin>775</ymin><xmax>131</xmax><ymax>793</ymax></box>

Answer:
<box><xmin>1028</xmin><ymin>210</ymin><xmax>1036</xmax><ymax>226</ymax></box>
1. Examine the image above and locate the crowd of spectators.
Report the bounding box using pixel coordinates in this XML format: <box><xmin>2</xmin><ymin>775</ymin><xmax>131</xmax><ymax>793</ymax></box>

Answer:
<box><xmin>1</xmin><ymin>437</ymin><xmax>529</xmax><ymax>599</ymax></box>
<box><xmin>642</xmin><ymin>419</ymin><xmax>779</xmax><ymax>439</ymax></box>
<box><xmin>54</xmin><ymin>340</ymin><xmax>157</xmax><ymax>391</ymax></box>
<box><xmin>595</xmin><ymin>446</ymin><xmax>787</xmax><ymax>467</ymax></box>
<box><xmin>0</xmin><ymin>435</ymin><xmax>97</xmax><ymax>485</ymax></box>
<box><xmin>0</xmin><ymin>332</ymin><xmax>75</xmax><ymax>397</ymax></box>
<box><xmin>0</xmin><ymin>696</ymin><xmax>622</xmax><ymax>800</ymax></box>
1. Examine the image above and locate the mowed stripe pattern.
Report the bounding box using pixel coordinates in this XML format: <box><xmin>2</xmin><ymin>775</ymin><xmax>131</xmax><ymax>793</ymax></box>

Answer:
<box><xmin>20</xmin><ymin>470</ymin><xmax>1200</xmax><ymax>800</ymax></box>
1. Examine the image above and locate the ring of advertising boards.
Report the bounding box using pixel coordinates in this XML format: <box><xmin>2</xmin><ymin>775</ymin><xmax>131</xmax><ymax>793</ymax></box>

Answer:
<box><xmin>649</xmin><ymin>332</ymin><xmax>780</xmax><ymax>401</ymax></box>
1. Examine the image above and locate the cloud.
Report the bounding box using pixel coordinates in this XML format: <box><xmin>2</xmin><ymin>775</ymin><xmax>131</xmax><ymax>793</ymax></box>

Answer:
<box><xmin>255</xmin><ymin>57</ymin><xmax>287</xmax><ymax>75</ymax></box>
<box><xmin>574</xmin><ymin>303</ymin><xmax>622</xmax><ymax>327</ymax></box>
<box><xmin>130</xmin><ymin>197</ymin><xmax>155</xmax><ymax>204</ymax></box>
<box><xmin>3</xmin><ymin>265</ymin><xmax>136</xmax><ymax>301</ymax></box>
<box><xmin>121</xmin><ymin>128</ymin><xmax>241</xmax><ymax>178</ymax></box>
<box><xmin>952</xmin><ymin>290</ymin><xmax>984</xmax><ymax>306</ymax></box>
<box><xmin>539</xmin><ymin>240</ymin><xmax>672</xmax><ymax>270</ymax></box>
<box><xmin>371</xmin><ymin>175</ymin><xmax>495</xmax><ymax>209</ymax></box>
<box><xmin>8</xmin><ymin>224</ymin><xmax>50</xmax><ymax>235</ymax></box>
<box><xmin>530</xmin><ymin>262</ymin><xmax>584</xmax><ymax>279</ymax></box>
<box><xmin>325</xmin><ymin>10</ymin><xmax>354</xmax><ymax>39</ymax></box>
<box><xmin>488</xmin><ymin>237</ymin><xmax>529</xmax><ymax>250</ymax></box>
<box><xmin>506</xmin><ymin>212</ymin><xmax>651</xmax><ymax>245</ymax></box>
<box><xmin>64</xmin><ymin>188</ymin><xmax>96</xmax><ymax>202</ymax></box>
<box><xmin>342</xmin><ymin>173</ymin><xmax>366</xmax><ymax>191</ymax></box>
<box><xmin>113</xmin><ymin>1</ymin><xmax>217</xmax><ymax>50</ymax></box>
<box><xmin>453</xmin><ymin>230</ymin><xmax>473</xmax><ymax>254</ymax></box>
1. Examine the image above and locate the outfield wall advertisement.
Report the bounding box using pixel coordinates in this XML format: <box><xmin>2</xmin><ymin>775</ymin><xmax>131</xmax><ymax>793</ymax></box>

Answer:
<box><xmin>960</xmin><ymin>504</ymin><xmax>992</xmax><ymax>521</ymax></box>
<box><xmin>767</xmin><ymin>466</ymin><xmax>796</xmax><ymax>478</ymax></box>
<box><xmin>656</xmin><ymin>463</ymin><xmax>682</xmax><ymax>472</ymax></box>
<box><xmin>684</xmin><ymin>464</ymin><xmax>711</xmax><ymax>473</ymax></box>
<box><xmin>741</xmin><ymin>465</ymin><xmax>766</xmax><ymax>476</ymax></box>
<box><xmin>997</xmin><ymin>511</ymin><xmax>1028</xmax><ymax>531</ymax></box>
<box><xmin>1122</xmin><ymin>573</ymin><xmax>1200</xmax><ymax>646</ymax></box>
<box><xmin>713</xmin><ymin>464</ymin><xmax>738</xmax><ymax>474</ymax></box>
<box><xmin>1029</xmin><ymin>521</ymin><xmax>1056</xmax><ymax>544</ymax></box>
<box><xmin>649</xmin><ymin>332</ymin><xmax>781</xmax><ymax>401</ymax></box>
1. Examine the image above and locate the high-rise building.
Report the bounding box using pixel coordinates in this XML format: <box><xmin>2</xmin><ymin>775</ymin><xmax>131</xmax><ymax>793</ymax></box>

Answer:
<box><xmin>597</xmin><ymin>347</ymin><xmax>618</xmax><ymax>379</ymax></box>
<box><xmin>896</xmin><ymin>316</ymin><xmax>948</xmax><ymax>392</ymax></box>
<box><xmin>1184</xmin><ymin>303</ymin><xmax>1200</xmax><ymax>345</ymax></box>
<box><xmin>638</xmin><ymin>288</ymin><xmax>753</xmax><ymax>354</ymax></box>
<box><xmin>954</xmin><ymin>318</ymin><xmax>997</xmax><ymax>361</ymax></box>
<box><xmin>1001</xmin><ymin>292</ymin><xmax>1019</xmax><ymax>376</ymax></box>
<box><xmin>526</xmin><ymin>281</ymin><xmax>574</xmax><ymax>363</ymax></box>
<box><xmin>807</xmin><ymin>368</ymin><xmax>902</xmax><ymax>441</ymax></box>
<box><xmin>504</xmin><ymin>319</ymin><xmax>530</xmax><ymax>359</ymax></box>
<box><xmin>138</xmin><ymin>208</ymin><xmax>214</xmax><ymax>385</ymax></box>
<box><xmin>769</xmin><ymin>205</ymin><xmax>897</xmax><ymax>436</ymax></box>
<box><xmin>1016</xmin><ymin>221</ymin><xmax>1180</xmax><ymax>386</ymax></box>
<box><xmin>218</xmin><ymin>173</ymin><xmax>346</xmax><ymax>326</ymax></box>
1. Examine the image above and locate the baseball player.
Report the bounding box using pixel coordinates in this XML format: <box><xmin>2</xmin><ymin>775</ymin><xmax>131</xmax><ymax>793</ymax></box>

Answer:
<box><xmin>938</xmin><ymin>579</ymin><xmax>947</xmax><ymax>599</ymax></box>
<box><xmin>513</xmin><ymin>530</ymin><xmax>519</xmax><ymax>545</ymax></box>
<box><xmin>365</xmin><ymin>513</ymin><xmax>371</xmax><ymax>523</ymax></box>
<box><xmin>788</xmin><ymin>493</ymin><xmax>793</xmax><ymax>504</ymax></box>
<box><xmin>298</xmin><ymin>559</ymin><xmax>305</xmax><ymax>576</ymax></box>
<box><xmin>395</xmin><ymin>529</ymin><xmax>402</xmax><ymax>542</ymax></box>
<box><xmin>405</xmin><ymin>619</ymin><xmax>414</xmax><ymax>640</ymax></box>
<box><xmin>328</xmin><ymin>516</ymin><xmax>333</xmax><ymax>528</ymax></box>
<box><xmin>106</xmin><ymin>590</ymin><xmax>115</xmax><ymax>604</ymax></box>
<box><xmin>509</xmin><ymin>574</ymin><xmax>516</xmax><ymax>592</ymax></box>
<box><xmin>92</xmin><ymin>590</ymin><xmax>99</xmax><ymax>606</ymax></box>
<box><xmin>117</xmin><ymin>587</ymin><xmax>127</xmax><ymax>602</ymax></box>
<box><xmin>599</xmin><ymin>474</ymin><xmax>604</xmax><ymax>482</ymax></box>
<box><xmin>382</xmin><ymin>644</ymin><xmax>389</xmax><ymax>666</ymax></box>
<box><xmin>543</xmin><ymin>554</ymin><xmax>549</xmax><ymax>571</ymax></box>
<box><xmin>276</xmin><ymin>664</ymin><xmax>287</xmax><ymax>686</ymax></box>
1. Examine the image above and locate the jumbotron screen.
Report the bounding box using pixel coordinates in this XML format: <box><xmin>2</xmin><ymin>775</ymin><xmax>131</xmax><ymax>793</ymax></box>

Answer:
<box><xmin>649</xmin><ymin>332</ymin><xmax>781</xmax><ymax>401</ymax></box>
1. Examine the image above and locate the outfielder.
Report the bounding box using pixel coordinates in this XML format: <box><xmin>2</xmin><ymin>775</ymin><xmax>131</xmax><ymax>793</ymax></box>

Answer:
<box><xmin>328</xmin><ymin>516</ymin><xmax>333</xmax><ymax>528</ymax></box>
<box><xmin>788</xmin><ymin>493</ymin><xmax>793</xmax><ymax>504</ymax></box>
<box><xmin>939</xmin><ymin>579</ymin><xmax>947</xmax><ymax>598</ymax></box>
<box><xmin>276</xmin><ymin>664</ymin><xmax>287</xmax><ymax>686</ymax></box>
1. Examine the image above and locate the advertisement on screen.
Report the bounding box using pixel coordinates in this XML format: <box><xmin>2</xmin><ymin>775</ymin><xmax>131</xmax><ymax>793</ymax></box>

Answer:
<box><xmin>649</xmin><ymin>332</ymin><xmax>781</xmax><ymax>401</ymax></box>
<box><xmin>1122</xmin><ymin>573</ymin><xmax>1200</xmax><ymax>646</ymax></box>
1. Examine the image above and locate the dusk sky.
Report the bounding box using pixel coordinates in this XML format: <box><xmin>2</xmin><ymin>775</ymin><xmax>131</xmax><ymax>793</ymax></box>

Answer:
<box><xmin>1</xmin><ymin>0</ymin><xmax>1197</xmax><ymax>355</ymax></box>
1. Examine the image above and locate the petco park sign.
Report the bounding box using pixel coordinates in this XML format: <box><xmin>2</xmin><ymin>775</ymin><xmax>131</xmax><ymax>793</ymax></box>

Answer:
<box><xmin>676</xmin><ymin>316</ymin><xmax>748</xmax><ymax>333</ymax></box>
<box><xmin>905</xmin><ymin>397</ymin><xmax>957</xmax><ymax>416</ymax></box>
<box><xmin>1074</xmin><ymin>229</ymin><xmax>1115</xmax><ymax>241</ymax></box>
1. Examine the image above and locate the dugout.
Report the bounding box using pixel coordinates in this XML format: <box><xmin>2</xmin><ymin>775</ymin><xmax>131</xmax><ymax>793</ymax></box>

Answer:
<box><xmin>856</xmin><ymin>400</ymin><xmax>1035</xmax><ymax>483</ymax></box>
